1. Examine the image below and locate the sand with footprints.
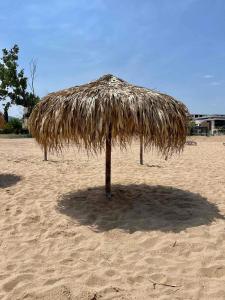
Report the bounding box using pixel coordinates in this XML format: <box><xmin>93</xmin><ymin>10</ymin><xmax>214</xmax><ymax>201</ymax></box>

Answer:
<box><xmin>0</xmin><ymin>136</ymin><xmax>225</xmax><ymax>299</ymax></box>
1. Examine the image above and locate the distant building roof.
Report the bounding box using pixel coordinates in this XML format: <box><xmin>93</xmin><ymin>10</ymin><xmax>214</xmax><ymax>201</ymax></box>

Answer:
<box><xmin>190</xmin><ymin>114</ymin><xmax>225</xmax><ymax>121</ymax></box>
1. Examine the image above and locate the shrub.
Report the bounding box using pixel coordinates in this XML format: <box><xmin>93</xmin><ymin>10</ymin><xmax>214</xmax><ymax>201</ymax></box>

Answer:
<box><xmin>1</xmin><ymin>118</ymin><xmax>22</xmax><ymax>134</ymax></box>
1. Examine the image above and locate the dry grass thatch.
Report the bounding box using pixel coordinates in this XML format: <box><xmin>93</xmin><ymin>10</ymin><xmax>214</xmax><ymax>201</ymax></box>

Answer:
<box><xmin>0</xmin><ymin>112</ymin><xmax>5</xmax><ymax>129</ymax></box>
<box><xmin>28</xmin><ymin>74</ymin><xmax>188</xmax><ymax>157</ymax></box>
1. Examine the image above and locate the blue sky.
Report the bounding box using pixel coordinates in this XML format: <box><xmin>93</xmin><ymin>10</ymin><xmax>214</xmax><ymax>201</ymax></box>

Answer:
<box><xmin>0</xmin><ymin>0</ymin><xmax>225</xmax><ymax>117</ymax></box>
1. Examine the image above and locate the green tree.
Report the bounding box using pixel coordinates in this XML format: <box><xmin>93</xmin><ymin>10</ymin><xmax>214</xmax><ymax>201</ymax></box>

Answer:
<box><xmin>188</xmin><ymin>120</ymin><xmax>196</xmax><ymax>135</ymax></box>
<box><xmin>0</xmin><ymin>44</ymin><xmax>39</xmax><ymax>122</ymax></box>
<box><xmin>3</xmin><ymin>117</ymin><xmax>22</xmax><ymax>134</ymax></box>
<box><xmin>0</xmin><ymin>45</ymin><xmax>19</xmax><ymax>122</ymax></box>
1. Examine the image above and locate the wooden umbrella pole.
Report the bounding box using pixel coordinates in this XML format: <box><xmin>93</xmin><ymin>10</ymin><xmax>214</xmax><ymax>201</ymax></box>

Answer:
<box><xmin>140</xmin><ymin>134</ymin><xmax>143</xmax><ymax>165</ymax></box>
<box><xmin>44</xmin><ymin>145</ymin><xmax>48</xmax><ymax>161</ymax></box>
<box><xmin>105</xmin><ymin>124</ymin><xmax>112</xmax><ymax>199</ymax></box>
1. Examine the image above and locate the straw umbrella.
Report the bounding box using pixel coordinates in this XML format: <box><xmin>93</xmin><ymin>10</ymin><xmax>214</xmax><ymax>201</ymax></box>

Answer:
<box><xmin>0</xmin><ymin>112</ymin><xmax>5</xmax><ymax>129</ymax></box>
<box><xmin>28</xmin><ymin>74</ymin><xmax>188</xmax><ymax>198</ymax></box>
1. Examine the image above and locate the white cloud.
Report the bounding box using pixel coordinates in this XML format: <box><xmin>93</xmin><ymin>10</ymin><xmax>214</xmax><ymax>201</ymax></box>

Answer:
<box><xmin>203</xmin><ymin>74</ymin><xmax>214</xmax><ymax>79</ymax></box>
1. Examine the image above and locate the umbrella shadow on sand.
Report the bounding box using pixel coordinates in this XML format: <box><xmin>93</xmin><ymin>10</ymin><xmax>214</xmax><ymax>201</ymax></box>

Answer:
<box><xmin>0</xmin><ymin>174</ymin><xmax>22</xmax><ymax>188</ymax></box>
<box><xmin>57</xmin><ymin>184</ymin><xmax>225</xmax><ymax>233</ymax></box>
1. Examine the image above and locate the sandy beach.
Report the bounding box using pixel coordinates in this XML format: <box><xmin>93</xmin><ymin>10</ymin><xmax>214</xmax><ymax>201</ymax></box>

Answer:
<box><xmin>1</xmin><ymin>136</ymin><xmax>225</xmax><ymax>300</ymax></box>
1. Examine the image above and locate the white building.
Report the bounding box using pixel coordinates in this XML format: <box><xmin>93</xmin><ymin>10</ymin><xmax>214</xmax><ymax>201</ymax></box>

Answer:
<box><xmin>190</xmin><ymin>114</ymin><xmax>225</xmax><ymax>135</ymax></box>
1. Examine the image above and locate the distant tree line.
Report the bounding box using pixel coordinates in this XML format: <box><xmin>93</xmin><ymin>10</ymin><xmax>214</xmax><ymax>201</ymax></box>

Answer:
<box><xmin>0</xmin><ymin>44</ymin><xmax>39</xmax><ymax>130</ymax></box>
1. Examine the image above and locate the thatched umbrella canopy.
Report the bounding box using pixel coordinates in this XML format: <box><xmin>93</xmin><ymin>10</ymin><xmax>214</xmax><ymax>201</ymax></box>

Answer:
<box><xmin>0</xmin><ymin>112</ymin><xmax>5</xmax><ymax>129</ymax></box>
<box><xmin>29</xmin><ymin>74</ymin><xmax>188</xmax><ymax>198</ymax></box>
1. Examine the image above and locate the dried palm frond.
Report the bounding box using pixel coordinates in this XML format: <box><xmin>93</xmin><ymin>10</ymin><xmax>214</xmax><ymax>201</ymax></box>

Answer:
<box><xmin>29</xmin><ymin>74</ymin><xmax>188</xmax><ymax>157</ymax></box>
